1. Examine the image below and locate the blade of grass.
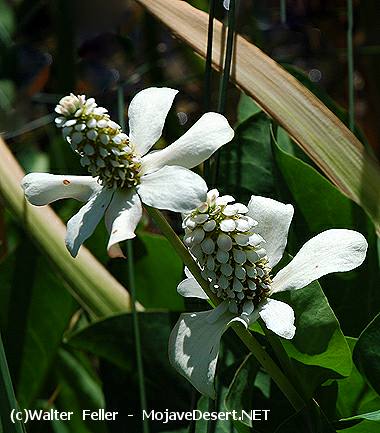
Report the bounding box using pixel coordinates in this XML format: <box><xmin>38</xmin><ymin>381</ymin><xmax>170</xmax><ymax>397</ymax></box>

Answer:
<box><xmin>136</xmin><ymin>0</ymin><xmax>380</xmax><ymax>234</ymax></box>
<box><xmin>117</xmin><ymin>87</ymin><xmax>149</xmax><ymax>433</ymax></box>
<box><xmin>0</xmin><ymin>332</ymin><xmax>25</xmax><ymax>433</ymax></box>
<box><xmin>0</xmin><ymin>136</ymin><xmax>132</xmax><ymax>318</ymax></box>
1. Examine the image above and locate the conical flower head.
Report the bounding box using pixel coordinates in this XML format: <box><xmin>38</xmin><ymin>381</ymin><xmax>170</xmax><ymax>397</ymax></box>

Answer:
<box><xmin>55</xmin><ymin>94</ymin><xmax>141</xmax><ymax>189</ymax></box>
<box><xmin>183</xmin><ymin>189</ymin><xmax>272</xmax><ymax>315</ymax></box>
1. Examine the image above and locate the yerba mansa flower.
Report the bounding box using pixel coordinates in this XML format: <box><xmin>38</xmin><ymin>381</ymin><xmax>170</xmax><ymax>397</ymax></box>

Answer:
<box><xmin>22</xmin><ymin>88</ymin><xmax>234</xmax><ymax>257</ymax></box>
<box><xmin>169</xmin><ymin>190</ymin><xmax>368</xmax><ymax>398</ymax></box>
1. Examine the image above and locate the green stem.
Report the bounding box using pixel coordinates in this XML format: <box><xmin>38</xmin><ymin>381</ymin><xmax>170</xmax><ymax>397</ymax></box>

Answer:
<box><xmin>213</xmin><ymin>0</ymin><xmax>236</xmax><ymax>187</ymax></box>
<box><xmin>118</xmin><ymin>87</ymin><xmax>149</xmax><ymax>433</ymax></box>
<box><xmin>280</xmin><ymin>0</ymin><xmax>287</xmax><ymax>24</ymax></box>
<box><xmin>203</xmin><ymin>0</ymin><xmax>216</xmax><ymax>184</ymax></box>
<box><xmin>347</xmin><ymin>0</ymin><xmax>354</xmax><ymax>131</ymax></box>
<box><xmin>146</xmin><ymin>206</ymin><xmax>305</xmax><ymax>412</ymax></box>
<box><xmin>0</xmin><ymin>333</ymin><xmax>25</xmax><ymax>433</ymax></box>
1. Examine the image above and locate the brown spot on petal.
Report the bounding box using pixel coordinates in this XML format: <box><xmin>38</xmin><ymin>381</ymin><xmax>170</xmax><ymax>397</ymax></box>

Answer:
<box><xmin>112</xmin><ymin>230</ymin><xmax>118</xmax><ymax>234</ymax></box>
<box><xmin>63</xmin><ymin>179</ymin><xmax>70</xmax><ymax>185</ymax></box>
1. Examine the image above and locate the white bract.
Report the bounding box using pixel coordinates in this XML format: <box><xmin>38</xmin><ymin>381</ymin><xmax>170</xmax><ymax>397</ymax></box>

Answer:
<box><xmin>169</xmin><ymin>190</ymin><xmax>368</xmax><ymax>398</ymax></box>
<box><xmin>223</xmin><ymin>0</ymin><xmax>230</xmax><ymax>10</ymax></box>
<box><xmin>22</xmin><ymin>88</ymin><xmax>234</xmax><ymax>258</ymax></box>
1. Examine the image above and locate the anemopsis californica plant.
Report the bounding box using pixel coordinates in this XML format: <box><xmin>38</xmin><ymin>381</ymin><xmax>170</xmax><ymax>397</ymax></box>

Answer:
<box><xmin>22</xmin><ymin>88</ymin><xmax>234</xmax><ymax>258</ymax></box>
<box><xmin>169</xmin><ymin>189</ymin><xmax>368</xmax><ymax>398</ymax></box>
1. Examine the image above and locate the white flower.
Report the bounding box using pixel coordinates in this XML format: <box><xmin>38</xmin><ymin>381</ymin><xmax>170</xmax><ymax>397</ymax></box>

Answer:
<box><xmin>22</xmin><ymin>88</ymin><xmax>234</xmax><ymax>258</ymax></box>
<box><xmin>169</xmin><ymin>192</ymin><xmax>368</xmax><ymax>398</ymax></box>
<box><xmin>223</xmin><ymin>0</ymin><xmax>230</xmax><ymax>10</ymax></box>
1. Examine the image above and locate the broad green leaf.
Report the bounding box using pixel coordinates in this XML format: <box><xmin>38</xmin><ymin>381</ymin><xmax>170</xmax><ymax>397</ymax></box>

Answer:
<box><xmin>276</xmin><ymin>281</ymin><xmax>352</xmax><ymax>396</ymax></box>
<box><xmin>274</xmin><ymin>133</ymin><xmax>379</xmax><ymax>336</ymax></box>
<box><xmin>136</xmin><ymin>0</ymin><xmax>380</xmax><ymax>234</ymax></box>
<box><xmin>337</xmin><ymin>338</ymin><xmax>380</xmax><ymax>419</ymax></box>
<box><xmin>336</xmin><ymin>421</ymin><xmax>379</xmax><ymax>433</ymax></box>
<box><xmin>251</xmin><ymin>281</ymin><xmax>352</xmax><ymax>398</ymax></box>
<box><xmin>353</xmin><ymin>312</ymin><xmax>380</xmax><ymax>397</ymax></box>
<box><xmin>67</xmin><ymin>312</ymin><xmax>191</xmax><ymax>403</ymax></box>
<box><xmin>341</xmin><ymin>411</ymin><xmax>380</xmax><ymax>423</ymax></box>
<box><xmin>225</xmin><ymin>355</ymin><xmax>261</xmax><ymax>428</ymax></box>
<box><xmin>219</xmin><ymin>112</ymin><xmax>275</xmax><ymax>202</ymax></box>
<box><xmin>15</xmin><ymin>257</ymin><xmax>77</xmax><ymax>407</ymax></box>
<box><xmin>54</xmin><ymin>349</ymin><xmax>107</xmax><ymax>433</ymax></box>
<box><xmin>134</xmin><ymin>232</ymin><xmax>184</xmax><ymax>309</ymax></box>
<box><xmin>236</xmin><ymin>93</ymin><xmax>262</xmax><ymax>126</ymax></box>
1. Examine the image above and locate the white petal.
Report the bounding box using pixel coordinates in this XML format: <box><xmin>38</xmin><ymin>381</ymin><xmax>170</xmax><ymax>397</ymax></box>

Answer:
<box><xmin>168</xmin><ymin>303</ymin><xmax>246</xmax><ymax>398</ymax></box>
<box><xmin>223</xmin><ymin>0</ymin><xmax>230</xmax><ymax>10</ymax></box>
<box><xmin>22</xmin><ymin>173</ymin><xmax>102</xmax><ymax>206</ymax></box>
<box><xmin>177</xmin><ymin>277</ymin><xmax>209</xmax><ymax>299</ymax></box>
<box><xmin>248</xmin><ymin>196</ymin><xmax>294</xmax><ymax>268</ymax></box>
<box><xmin>137</xmin><ymin>166</ymin><xmax>207</xmax><ymax>212</ymax></box>
<box><xmin>141</xmin><ymin>112</ymin><xmax>234</xmax><ymax>174</ymax></box>
<box><xmin>272</xmin><ymin>229</ymin><xmax>368</xmax><ymax>293</ymax></box>
<box><xmin>259</xmin><ymin>299</ymin><xmax>296</xmax><ymax>339</ymax></box>
<box><xmin>65</xmin><ymin>187</ymin><xmax>113</xmax><ymax>257</ymax></box>
<box><xmin>104</xmin><ymin>189</ymin><xmax>142</xmax><ymax>258</ymax></box>
<box><xmin>128</xmin><ymin>87</ymin><xmax>178</xmax><ymax>156</ymax></box>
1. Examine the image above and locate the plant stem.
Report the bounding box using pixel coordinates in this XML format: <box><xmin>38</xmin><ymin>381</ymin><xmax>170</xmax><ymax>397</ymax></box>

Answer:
<box><xmin>347</xmin><ymin>0</ymin><xmax>355</xmax><ymax>131</ymax></box>
<box><xmin>118</xmin><ymin>87</ymin><xmax>149</xmax><ymax>433</ymax></box>
<box><xmin>213</xmin><ymin>0</ymin><xmax>236</xmax><ymax>187</ymax></box>
<box><xmin>280</xmin><ymin>0</ymin><xmax>287</xmax><ymax>24</ymax></box>
<box><xmin>203</xmin><ymin>0</ymin><xmax>216</xmax><ymax>184</ymax></box>
<box><xmin>0</xmin><ymin>333</ymin><xmax>25</xmax><ymax>433</ymax></box>
<box><xmin>146</xmin><ymin>206</ymin><xmax>305</xmax><ymax>412</ymax></box>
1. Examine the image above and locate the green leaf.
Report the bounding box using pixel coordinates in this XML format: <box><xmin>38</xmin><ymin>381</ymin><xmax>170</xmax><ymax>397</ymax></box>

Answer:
<box><xmin>219</xmin><ymin>112</ymin><xmax>275</xmax><ymax>202</ymax></box>
<box><xmin>337</xmin><ymin>338</ymin><xmax>380</xmax><ymax>419</ymax></box>
<box><xmin>54</xmin><ymin>349</ymin><xmax>108</xmax><ymax>433</ymax></box>
<box><xmin>251</xmin><ymin>280</ymin><xmax>352</xmax><ymax>398</ymax></box>
<box><xmin>341</xmin><ymin>411</ymin><xmax>380</xmax><ymax>422</ymax></box>
<box><xmin>273</xmin><ymin>132</ymin><xmax>379</xmax><ymax>336</ymax></box>
<box><xmin>14</xmin><ymin>257</ymin><xmax>77</xmax><ymax>407</ymax></box>
<box><xmin>225</xmin><ymin>355</ymin><xmax>261</xmax><ymax>428</ymax></box>
<box><xmin>353</xmin><ymin>312</ymin><xmax>380</xmax><ymax>397</ymax></box>
<box><xmin>276</xmin><ymin>281</ymin><xmax>352</xmax><ymax>397</ymax></box>
<box><xmin>134</xmin><ymin>232</ymin><xmax>184</xmax><ymax>309</ymax></box>
<box><xmin>66</xmin><ymin>312</ymin><xmax>191</xmax><ymax>401</ymax></box>
<box><xmin>236</xmin><ymin>93</ymin><xmax>262</xmax><ymax>126</ymax></box>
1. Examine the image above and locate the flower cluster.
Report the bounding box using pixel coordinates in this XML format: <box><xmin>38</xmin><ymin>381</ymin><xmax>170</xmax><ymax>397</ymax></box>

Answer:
<box><xmin>55</xmin><ymin>94</ymin><xmax>141</xmax><ymax>189</ymax></box>
<box><xmin>183</xmin><ymin>189</ymin><xmax>271</xmax><ymax>315</ymax></box>
<box><xmin>170</xmin><ymin>192</ymin><xmax>368</xmax><ymax>398</ymax></box>
<box><xmin>22</xmin><ymin>87</ymin><xmax>234</xmax><ymax>257</ymax></box>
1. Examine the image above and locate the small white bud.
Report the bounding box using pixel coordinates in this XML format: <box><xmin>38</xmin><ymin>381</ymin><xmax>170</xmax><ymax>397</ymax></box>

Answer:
<box><xmin>86</xmin><ymin>118</ymin><xmax>97</xmax><ymax>128</ymax></box>
<box><xmin>220</xmin><ymin>219</ymin><xmax>236</xmax><ymax>232</ymax></box>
